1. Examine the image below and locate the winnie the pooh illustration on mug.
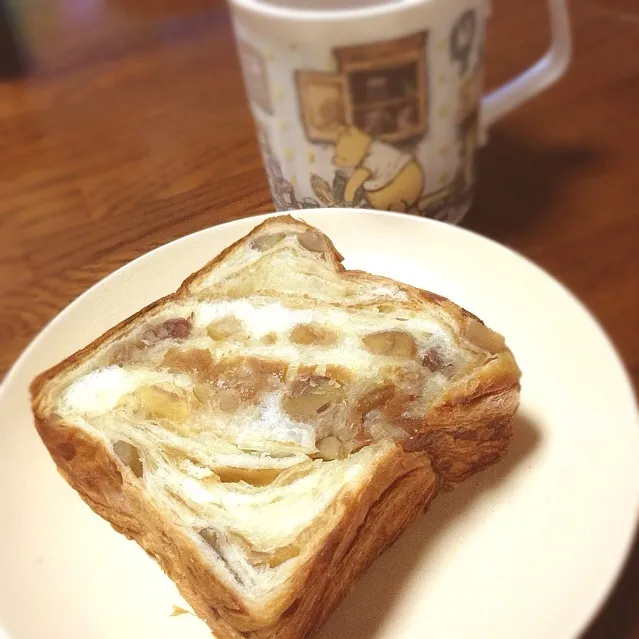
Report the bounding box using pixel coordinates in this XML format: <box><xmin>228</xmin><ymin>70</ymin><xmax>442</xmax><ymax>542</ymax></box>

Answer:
<box><xmin>333</xmin><ymin>125</ymin><xmax>424</xmax><ymax>212</ymax></box>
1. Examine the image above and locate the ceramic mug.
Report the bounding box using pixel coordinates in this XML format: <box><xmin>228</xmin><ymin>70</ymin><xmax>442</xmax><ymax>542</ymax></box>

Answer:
<box><xmin>229</xmin><ymin>0</ymin><xmax>571</xmax><ymax>223</ymax></box>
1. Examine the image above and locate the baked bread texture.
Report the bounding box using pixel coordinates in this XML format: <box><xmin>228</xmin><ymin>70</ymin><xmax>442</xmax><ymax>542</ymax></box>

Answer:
<box><xmin>31</xmin><ymin>215</ymin><xmax>521</xmax><ymax>638</ymax></box>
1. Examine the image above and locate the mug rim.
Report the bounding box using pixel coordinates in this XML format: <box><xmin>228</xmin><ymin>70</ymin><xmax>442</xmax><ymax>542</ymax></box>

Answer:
<box><xmin>227</xmin><ymin>0</ymin><xmax>430</xmax><ymax>22</ymax></box>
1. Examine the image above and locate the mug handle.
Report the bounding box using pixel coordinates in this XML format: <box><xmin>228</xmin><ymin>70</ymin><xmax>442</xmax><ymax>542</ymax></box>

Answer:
<box><xmin>481</xmin><ymin>0</ymin><xmax>572</xmax><ymax>129</ymax></box>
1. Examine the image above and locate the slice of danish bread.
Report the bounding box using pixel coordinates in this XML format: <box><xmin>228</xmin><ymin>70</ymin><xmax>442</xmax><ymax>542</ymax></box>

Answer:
<box><xmin>31</xmin><ymin>215</ymin><xmax>521</xmax><ymax>639</ymax></box>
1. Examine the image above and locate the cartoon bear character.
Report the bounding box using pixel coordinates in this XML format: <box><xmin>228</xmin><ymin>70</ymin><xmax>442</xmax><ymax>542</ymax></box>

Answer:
<box><xmin>332</xmin><ymin>126</ymin><xmax>424</xmax><ymax>212</ymax></box>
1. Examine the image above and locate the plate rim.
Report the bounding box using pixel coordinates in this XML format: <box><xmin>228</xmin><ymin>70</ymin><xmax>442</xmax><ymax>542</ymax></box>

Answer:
<box><xmin>2</xmin><ymin>208</ymin><xmax>638</xmax><ymax>639</ymax></box>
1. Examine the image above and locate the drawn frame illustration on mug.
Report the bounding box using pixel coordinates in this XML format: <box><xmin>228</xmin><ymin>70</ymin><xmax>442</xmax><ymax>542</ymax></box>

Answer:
<box><xmin>236</xmin><ymin>7</ymin><xmax>483</xmax><ymax>222</ymax></box>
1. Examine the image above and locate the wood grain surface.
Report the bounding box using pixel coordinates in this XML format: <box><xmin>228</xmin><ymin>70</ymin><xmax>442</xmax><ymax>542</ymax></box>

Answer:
<box><xmin>0</xmin><ymin>0</ymin><xmax>637</xmax><ymax>636</ymax></box>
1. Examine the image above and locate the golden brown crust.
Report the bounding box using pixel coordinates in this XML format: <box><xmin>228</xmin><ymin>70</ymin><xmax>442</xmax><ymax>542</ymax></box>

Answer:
<box><xmin>255</xmin><ymin>459</ymin><xmax>438</xmax><ymax>639</ymax></box>
<box><xmin>405</xmin><ymin>352</ymin><xmax>520</xmax><ymax>485</ymax></box>
<box><xmin>30</xmin><ymin>214</ymin><xmax>521</xmax><ymax>639</ymax></box>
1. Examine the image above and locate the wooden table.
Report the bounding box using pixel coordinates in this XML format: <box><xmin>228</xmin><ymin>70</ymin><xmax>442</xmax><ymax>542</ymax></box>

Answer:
<box><xmin>1</xmin><ymin>0</ymin><xmax>637</xmax><ymax>636</ymax></box>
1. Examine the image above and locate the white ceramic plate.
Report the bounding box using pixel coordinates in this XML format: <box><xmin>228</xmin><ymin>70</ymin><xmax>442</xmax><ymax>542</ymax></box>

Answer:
<box><xmin>1</xmin><ymin>210</ymin><xmax>637</xmax><ymax>639</ymax></box>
